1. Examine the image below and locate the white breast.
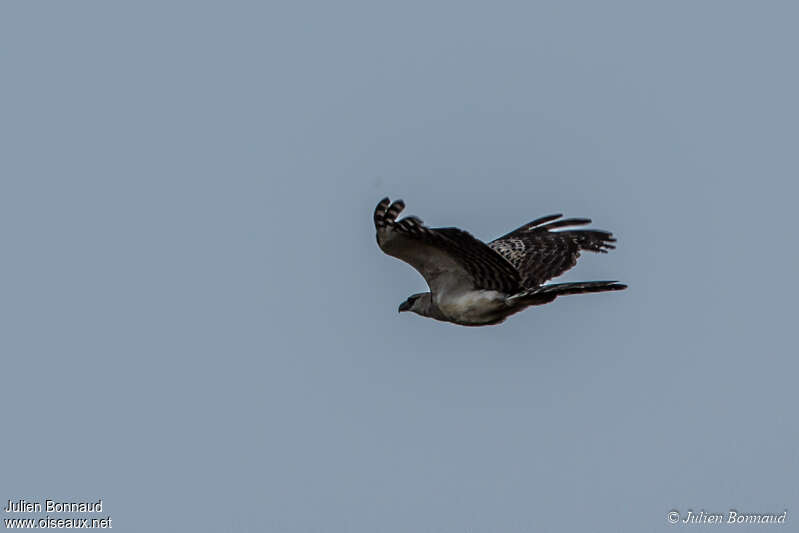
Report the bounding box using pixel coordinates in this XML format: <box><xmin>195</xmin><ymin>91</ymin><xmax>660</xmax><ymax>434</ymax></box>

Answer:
<box><xmin>435</xmin><ymin>290</ymin><xmax>507</xmax><ymax>323</ymax></box>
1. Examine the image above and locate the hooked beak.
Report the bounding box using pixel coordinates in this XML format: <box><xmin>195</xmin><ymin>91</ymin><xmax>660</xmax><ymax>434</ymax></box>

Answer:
<box><xmin>398</xmin><ymin>299</ymin><xmax>412</xmax><ymax>313</ymax></box>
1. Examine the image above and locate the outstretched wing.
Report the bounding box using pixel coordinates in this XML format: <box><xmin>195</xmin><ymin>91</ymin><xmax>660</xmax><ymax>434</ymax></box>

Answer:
<box><xmin>374</xmin><ymin>198</ymin><xmax>521</xmax><ymax>294</ymax></box>
<box><xmin>488</xmin><ymin>214</ymin><xmax>617</xmax><ymax>288</ymax></box>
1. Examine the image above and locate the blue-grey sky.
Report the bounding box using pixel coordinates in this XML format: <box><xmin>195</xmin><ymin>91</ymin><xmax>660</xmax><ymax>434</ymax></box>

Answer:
<box><xmin>2</xmin><ymin>1</ymin><xmax>797</xmax><ymax>532</ymax></box>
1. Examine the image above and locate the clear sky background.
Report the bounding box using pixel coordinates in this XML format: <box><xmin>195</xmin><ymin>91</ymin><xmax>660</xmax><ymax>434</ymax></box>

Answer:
<box><xmin>2</xmin><ymin>1</ymin><xmax>797</xmax><ymax>532</ymax></box>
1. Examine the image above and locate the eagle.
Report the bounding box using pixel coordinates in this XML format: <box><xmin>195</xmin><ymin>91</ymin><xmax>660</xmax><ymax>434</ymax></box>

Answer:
<box><xmin>374</xmin><ymin>197</ymin><xmax>626</xmax><ymax>326</ymax></box>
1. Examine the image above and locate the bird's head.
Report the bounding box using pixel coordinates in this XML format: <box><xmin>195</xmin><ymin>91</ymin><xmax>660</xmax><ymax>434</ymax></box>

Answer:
<box><xmin>398</xmin><ymin>293</ymin><xmax>429</xmax><ymax>314</ymax></box>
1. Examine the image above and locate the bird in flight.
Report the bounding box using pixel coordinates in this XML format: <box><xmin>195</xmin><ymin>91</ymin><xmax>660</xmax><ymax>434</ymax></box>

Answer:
<box><xmin>374</xmin><ymin>197</ymin><xmax>626</xmax><ymax>326</ymax></box>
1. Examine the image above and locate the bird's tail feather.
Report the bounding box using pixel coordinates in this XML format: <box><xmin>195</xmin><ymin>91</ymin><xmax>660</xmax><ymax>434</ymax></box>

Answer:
<box><xmin>507</xmin><ymin>281</ymin><xmax>627</xmax><ymax>304</ymax></box>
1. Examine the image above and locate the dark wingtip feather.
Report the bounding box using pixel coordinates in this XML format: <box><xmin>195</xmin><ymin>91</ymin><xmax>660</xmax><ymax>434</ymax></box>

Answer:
<box><xmin>374</xmin><ymin>197</ymin><xmax>392</xmax><ymax>227</ymax></box>
<box><xmin>528</xmin><ymin>213</ymin><xmax>563</xmax><ymax>228</ymax></box>
<box><xmin>540</xmin><ymin>217</ymin><xmax>592</xmax><ymax>230</ymax></box>
<box><xmin>386</xmin><ymin>199</ymin><xmax>405</xmax><ymax>222</ymax></box>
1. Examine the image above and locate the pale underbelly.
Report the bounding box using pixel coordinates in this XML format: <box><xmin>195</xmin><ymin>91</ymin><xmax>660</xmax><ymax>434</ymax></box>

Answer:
<box><xmin>435</xmin><ymin>290</ymin><xmax>509</xmax><ymax>325</ymax></box>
